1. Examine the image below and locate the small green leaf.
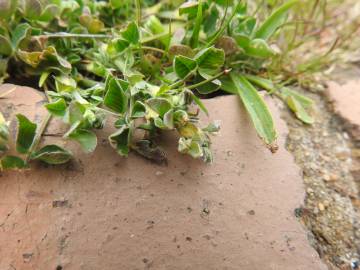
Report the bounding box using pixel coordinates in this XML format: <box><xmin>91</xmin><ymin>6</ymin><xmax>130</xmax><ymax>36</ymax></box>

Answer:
<box><xmin>187</xmin><ymin>90</ymin><xmax>209</xmax><ymax>116</ymax></box>
<box><xmin>110</xmin><ymin>0</ymin><xmax>122</xmax><ymax>9</ymax></box>
<box><xmin>30</xmin><ymin>145</ymin><xmax>72</xmax><ymax>165</ymax></box>
<box><xmin>234</xmin><ymin>34</ymin><xmax>251</xmax><ymax>50</ymax></box>
<box><xmin>16</xmin><ymin>114</ymin><xmax>37</xmax><ymax>154</ymax></box>
<box><xmin>24</xmin><ymin>0</ymin><xmax>42</xmax><ymax>20</ymax></box>
<box><xmin>174</xmin><ymin>55</ymin><xmax>197</xmax><ymax>79</ymax></box>
<box><xmin>286</xmin><ymin>96</ymin><xmax>314</xmax><ymax>124</ymax></box>
<box><xmin>179</xmin><ymin>2</ymin><xmax>200</xmax><ymax>16</ymax></box>
<box><xmin>195</xmin><ymin>47</ymin><xmax>225</xmax><ymax>72</ymax></box>
<box><xmin>245</xmin><ymin>39</ymin><xmax>275</xmax><ymax>58</ymax></box>
<box><xmin>243</xmin><ymin>74</ymin><xmax>276</xmax><ymax>92</ymax></box>
<box><xmin>107</xmin><ymin>38</ymin><xmax>130</xmax><ymax>54</ymax></box>
<box><xmin>0</xmin><ymin>113</ymin><xmax>8</xmax><ymax>140</ymax></box>
<box><xmin>39</xmin><ymin>71</ymin><xmax>50</xmax><ymax>87</ymax></box>
<box><xmin>229</xmin><ymin>74</ymin><xmax>277</xmax><ymax>151</ymax></box>
<box><xmin>66</xmin><ymin>102</ymin><xmax>86</xmax><ymax>125</ymax></box>
<box><xmin>55</xmin><ymin>74</ymin><xmax>76</xmax><ymax>92</ymax></box>
<box><xmin>131</xmin><ymin>101</ymin><xmax>146</xmax><ymax>118</ymax></box>
<box><xmin>68</xmin><ymin>129</ymin><xmax>97</xmax><ymax>153</ymax></box>
<box><xmin>0</xmin><ymin>35</ymin><xmax>12</xmax><ymax>56</ymax></box>
<box><xmin>109</xmin><ymin>125</ymin><xmax>130</xmax><ymax>157</ymax></box>
<box><xmin>0</xmin><ymin>112</ymin><xmax>9</xmax><ymax>152</ymax></box>
<box><xmin>163</xmin><ymin>109</ymin><xmax>174</xmax><ymax>129</ymax></box>
<box><xmin>122</xmin><ymin>22</ymin><xmax>139</xmax><ymax>44</ymax></box>
<box><xmin>194</xmin><ymin>71</ymin><xmax>221</xmax><ymax>94</ymax></box>
<box><xmin>237</xmin><ymin>17</ymin><xmax>257</xmax><ymax>36</ymax></box>
<box><xmin>104</xmin><ymin>76</ymin><xmax>128</xmax><ymax>114</ymax></box>
<box><xmin>281</xmin><ymin>87</ymin><xmax>314</xmax><ymax>108</ymax></box>
<box><xmin>147</xmin><ymin>98</ymin><xmax>172</xmax><ymax>117</ymax></box>
<box><xmin>38</xmin><ymin>4</ymin><xmax>59</xmax><ymax>22</ymax></box>
<box><xmin>79</xmin><ymin>15</ymin><xmax>104</xmax><ymax>34</ymax></box>
<box><xmin>45</xmin><ymin>98</ymin><xmax>67</xmax><ymax>117</ymax></box>
<box><xmin>0</xmin><ymin>156</ymin><xmax>27</xmax><ymax>170</ymax></box>
<box><xmin>11</xmin><ymin>23</ymin><xmax>31</xmax><ymax>50</ymax></box>
<box><xmin>203</xmin><ymin>122</ymin><xmax>220</xmax><ymax>133</ymax></box>
<box><xmin>0</xmin><ymin>0</ymin><xmax>17</xmax><ymax>19</ymax></box>
<box><xmin>144</xmin><ymin>16</ymin><xmax>168</xmax><ymax>46</ymax></box>
<box><xmin>255</xmin><ymin>0</ymin><xmax>298</xmax><ymax>40</ymax></box>
<box><xmin>178</xmin><ymin>122</ymin><xmax>199</xmax><ymax>138</ymax></box>
<box><xmin>178</xmin><ymin>137</ymin><xmax>203</xmax><ymax>158</ymax></box>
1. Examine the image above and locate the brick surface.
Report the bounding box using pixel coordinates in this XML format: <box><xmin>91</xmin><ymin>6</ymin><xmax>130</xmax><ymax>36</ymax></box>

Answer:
<box><xmin>0</xmin><ymin>84</ymin><xmax>326</xmax><ymax>270</ymax></box>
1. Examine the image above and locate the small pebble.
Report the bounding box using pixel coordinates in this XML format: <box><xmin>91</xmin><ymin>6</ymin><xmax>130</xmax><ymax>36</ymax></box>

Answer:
<box><xmin>155</xmin><ymin>171</ymin><xmax>164</xmax><ymax>176</ymax></box>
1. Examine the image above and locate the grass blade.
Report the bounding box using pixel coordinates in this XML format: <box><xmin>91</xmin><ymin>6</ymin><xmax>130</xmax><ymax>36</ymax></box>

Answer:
<box><xmin>255</xmin><ymin>0</ymin><xmax>298</xmax><ymax>40</ymax></box>
<box><xmin>190</xmin><ymin>0</ymin><xmax>203</xmax><ymax>48</ymax></box>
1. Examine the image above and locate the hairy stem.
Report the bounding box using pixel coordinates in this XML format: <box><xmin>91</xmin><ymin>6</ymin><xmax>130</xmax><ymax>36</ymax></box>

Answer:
<box><xmin>26</xmin><ymin>113</ymin><xmax>52</xmax><ymax>162</ymax></box>
<box><xmin>187</xmin><ymin>69</ymin><xmax>232</xmax><ymax>90</ymax></box>
<box><xmin>40</xmin><ymin>32</ymin><xmax>112</xmax><ymax>39</ymax></box>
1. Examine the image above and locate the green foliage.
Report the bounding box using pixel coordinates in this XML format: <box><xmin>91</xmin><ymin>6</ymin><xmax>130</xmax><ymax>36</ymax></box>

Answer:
<box><xmin>229</xmin><ymin>74</ymin><xmax>277</xmax><ymax>151</ymax></box>
<box><xmin>30</xmin><ymin>145</ymin><xmax>72</xmax><ymax>165</ymax></box>
<box><xmin>0</xmin><ymin>0</ymin><xmax>315</xmax><ymax>170</ymax></box>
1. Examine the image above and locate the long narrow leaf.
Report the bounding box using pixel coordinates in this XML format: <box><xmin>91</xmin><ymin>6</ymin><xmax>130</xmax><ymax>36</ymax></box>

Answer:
<box><xmin>255</xmin><ymin>0</ymin><xmax>298</xmax><ymax>40</ymax></box>
<box><xmin>230</xmin><ymin>73</ymin><xmax>278</xmax><ymax>152</ymax></box>
<box><xmin>190</xmin><ymin>0</ymin><xmax>203</xmax><ymax>48</ymax></box>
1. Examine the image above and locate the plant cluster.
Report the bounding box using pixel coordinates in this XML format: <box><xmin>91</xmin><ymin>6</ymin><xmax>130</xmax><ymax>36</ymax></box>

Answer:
<box><xmin>0</xmin><ymin>0</ymin><xmax>314</xmax><ymax>170</ymax></box>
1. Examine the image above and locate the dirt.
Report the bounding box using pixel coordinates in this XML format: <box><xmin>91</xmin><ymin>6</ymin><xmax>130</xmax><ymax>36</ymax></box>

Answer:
<box><xmin>282</xmin><ymin>77</ymin><xmax>360</xmax><ymax>269</ymax></box>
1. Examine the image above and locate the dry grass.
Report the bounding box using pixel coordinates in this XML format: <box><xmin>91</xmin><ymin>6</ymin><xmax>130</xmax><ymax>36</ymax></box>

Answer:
<box><xmin>257</xmin><ymin>0</ymin><xmax>360</xmax><ymax>89</ymax></box>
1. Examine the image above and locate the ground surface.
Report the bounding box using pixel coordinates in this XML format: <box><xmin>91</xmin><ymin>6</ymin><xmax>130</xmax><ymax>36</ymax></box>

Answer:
<box><xmin>283</xmin><ymin>75</ymin><xmax>360</xmax><ymax>270</ymax></box>
<box><xmin>0</xmin><ymin>84</ymin><xmax>326</xmax><ymax>270</ymax></box>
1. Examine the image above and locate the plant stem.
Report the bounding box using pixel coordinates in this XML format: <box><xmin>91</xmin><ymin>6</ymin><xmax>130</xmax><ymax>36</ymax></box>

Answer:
<box><xmin>206</xmin><ymin>2</ymin><xmax>238</xmax><ymax>47</ymax></box>
<box><xmin>136</xmin><ymin>46</ymin><xmax>166</xmax><ymax>54</ymax></box>
<box><xmin>135</xmin><ymin>0</ymin><xmax>141</xmax><ymax>26</ymax></box>
<box><xmin>40</xmin><ymin>32</ymin><xmax>113</xmax><ymax>39</ymax></box>
<box><xmin>187</xmin><ymin>69</ymin><xmax>232</xmax><ymax>90</ymax></box>
<box><xmin>169</xmin><ymin>72</ymin><xmax>196</xmax><ymax>89</ymax></box>
<box><xmin>26</xmin><ymin>88</ymin><xmax>53</xmax><ymax>162</ymax></box>
<box><xmin>141</xmin><ymin>32</ymin><xmax>169</xmax><ymax>44</ymax></box>
<box><xmin>26</xmin><ymin>113</ymin><xmax>52</xmax><ymax>162</ymax></box>
<box><xmin>97</xmin><ymin>107</ymin><xmax>122</xmax><ymax>117</ymax></box>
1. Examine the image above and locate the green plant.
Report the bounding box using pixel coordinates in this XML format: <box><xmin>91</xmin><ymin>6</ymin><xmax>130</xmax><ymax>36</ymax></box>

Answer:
<box><xmin>0</xmin><ymin>0</ymin><xmax>315</xmax><ymax>170</ymax></box>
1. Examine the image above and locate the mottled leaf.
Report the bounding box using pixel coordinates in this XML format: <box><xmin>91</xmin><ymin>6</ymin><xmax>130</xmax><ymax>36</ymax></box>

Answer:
<box><xmin>0</xmin><ymin>156</ymin><xmax>27</xmax><ymax>170</ymax></box>
<box><xmin>68</xmin><ymin>129</ymin><xmax>97</xmax><ymax>153</ymax></box>
<box><xmin>173</xmin><ymin>55</ymin><xmax>197</xmax><ymax>79</ymax></box>
<box><xmin>16</xmin><ymin>114</ymin><xmax>37</xmax><ymax>154</ymax></box>
<box><xmin>30</xmin><ymin>145</ymin><xmax>72</xmax><ymax>164</ymax></box>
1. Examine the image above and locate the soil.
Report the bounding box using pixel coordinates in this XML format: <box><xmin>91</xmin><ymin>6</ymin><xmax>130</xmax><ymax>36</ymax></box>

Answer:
<box><xmin>281</xmin><ymin>71</ymin><xmax>360</xmax><ymax>270</ymax></box>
